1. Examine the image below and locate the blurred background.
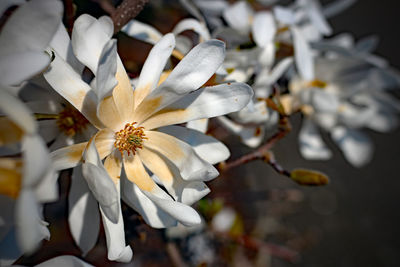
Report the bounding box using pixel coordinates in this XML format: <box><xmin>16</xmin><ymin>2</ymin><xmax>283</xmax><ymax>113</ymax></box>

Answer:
<box><xmin>16</xmin><ymin>0</ymin><xmax>400</xmax><ymax>266</ymax></box>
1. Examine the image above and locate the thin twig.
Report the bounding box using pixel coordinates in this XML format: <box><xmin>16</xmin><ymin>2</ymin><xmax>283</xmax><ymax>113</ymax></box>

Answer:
<box><xmin>111</xmin><ymin>0</ymin><xmax>150</xmax><ymax>34</ymax></box>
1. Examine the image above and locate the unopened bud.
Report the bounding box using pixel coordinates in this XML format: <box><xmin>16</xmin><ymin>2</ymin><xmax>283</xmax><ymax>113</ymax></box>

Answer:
<box><xmin>290</xmin><ymin>169</ymin><xmax>329</xmax><ymax>186</ymax></box>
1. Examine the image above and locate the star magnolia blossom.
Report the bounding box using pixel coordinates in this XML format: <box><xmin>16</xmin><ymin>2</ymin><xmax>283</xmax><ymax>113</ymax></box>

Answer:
<box><xmin>44</xmin><ymin>14</ymin><xmax>253</xmax><ymax>262</ymax></box>
<box><xmin>284</xmin><ymin>50</ymin><xmax>400</xmax><ymax>167</ymax></box>
<box><xmin>0</xmin><ymin>0</ymin><xmax>61</xmax><ymax>263</ymax></box>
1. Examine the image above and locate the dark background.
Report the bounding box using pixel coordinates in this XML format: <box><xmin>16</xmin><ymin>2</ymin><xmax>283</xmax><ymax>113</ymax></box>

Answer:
<box><xmin>259</xmin><ymin>1</ymin><xmax>400</xmax><ymax>266</ymax></box>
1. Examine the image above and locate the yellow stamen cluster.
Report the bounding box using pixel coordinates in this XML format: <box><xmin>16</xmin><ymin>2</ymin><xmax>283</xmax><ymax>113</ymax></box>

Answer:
<box><xmin>308</xmin><ymin>79</ymin><xmax>327</xmax><ymax>89</ymax></box>
<box><xmin>56</xmin><ymin>106</ymin><xmax>89</xmax><ymax>136</ymax></box>
<box><xmin>114</xmin><ymin>122</ymin><xmax>147</xmax><ymax>156</ymax></box>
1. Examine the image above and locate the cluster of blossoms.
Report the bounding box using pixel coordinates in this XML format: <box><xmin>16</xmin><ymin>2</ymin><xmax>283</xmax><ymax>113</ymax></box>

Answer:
<box><xmin>0</xmin><ymin>0</ymin><xmax>398</xmax><ymax>265</ymax></box>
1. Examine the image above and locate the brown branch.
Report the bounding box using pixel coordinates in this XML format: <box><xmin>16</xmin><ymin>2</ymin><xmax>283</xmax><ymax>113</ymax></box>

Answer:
<box><xmin>111</xmin><ymin>0</ymin><xmax>150</xmax><ymax>34</ymax></box>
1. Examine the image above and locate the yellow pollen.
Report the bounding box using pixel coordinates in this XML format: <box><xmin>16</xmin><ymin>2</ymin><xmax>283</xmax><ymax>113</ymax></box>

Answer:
<box><xmin>308</xmin><ymin>79</ymin><xmax>327</xmax><ymax>89</ymax></box>
<box><xmin>114</xmin><ymin>122</ymin><xmax>147</xmax><ymax>156</ymax></box>
<box><xmin>56</xmin><ymin>106</ymin><xmax>89</xmax><ymax>136</ymax></box>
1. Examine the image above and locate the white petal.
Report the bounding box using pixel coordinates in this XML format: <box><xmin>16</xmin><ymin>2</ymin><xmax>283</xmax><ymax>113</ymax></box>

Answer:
<box><xmin>311</xmin><ymin>90</ymin><xmax>339</xmax><ymax>113</ymax></box>
<box><xmin>273</xmin><ymin>6</ymin><xmax>296</xmax><ymax>25</ymax></box>
<box><xmin>223</xmin><ymin>1</ymin><xmax>253</xmax><ymax>33</ymax></box>
<box><xmin>96</xmin><ymin>39</ymin><xmax>118</xmax><ymax>102</ymax></box>
<box><xmin>0</xmin><ymin>90</ymin><xmax>36</xmax><ymax>134</ymax></box>
<box><xmin>217</xmin><ymin>116</ymin><xmax>264</xmax><ymax>148</ymax></box>
<box><xmin>141</xmin><ymin>82</ymin><xmax>253</xmax><ymax>129</ymax></box>
<box><xmin>143</xmin><ymin>190</ymin><xmax>201</xmax><ymax>226</ymax></box>
<box><xmin>331</xmin><ymin>126</ymin><xmax>373</xmax><ymax>167</ymax></box>
<box><xmin>15</xmin><ymin>189</ymin><xmax>49</xmax><ymax>255</ymax></box>
<box><xmin>252</xmin><ymin>11</ymin><xmax>276</xmax><ymax>47</ymax></box>
<box><xmin>366</xmin><ymin>110</ymin><xmax>399</xmax><ymax>133</ymax></box>
<box><xmin>255</xmin><ymin>57</ymin><xmax>293</xmax><ymax>87</ymax></box>
<box><xmin>323</xmin><ymin>0</ymin><xmax>357</xmax><ymax>18</ymax></box>
<box><xmin>186</xmin><ymin>119</ymin><xmax>209</xmax><ymax>133</ymax></box>
<box><xmin>299</xmin><ymin>117</ymin><xmax>332</xmax><ymax>160</ymax></box>
<box><xmin>0</xmin><ymin>0</ymin><xmax>62</xmax><ymax>56</ymax></box>
<box><xmin>100</xmin><ymin>181</ymin><xmax>133</xmax><ymax>263</ymax></box>
<box><xmin>304</xmin><ymin>0</ymin><xmax>332</xmax><ymax>35</ymax></box>
<box><xmin>133</xmin><ymin>40</ymin><xmax>226</xmax><ymax>124</ymax></box>
<box><xmin>133</xmin><ymin>33</ymin><xmax>175</xmax><ymax>108</ymax></box>
<box><xmin>159</xmin><ymin>125</ymin><xmax>230</xmax><ymax>164</ymax></box>
<box><xmin>123</xmin><ymin>156</ymin><xmax>201</xmax><ymax>226</ymax></box>
<box><xmin>71</xmin><ymin>15</ymin><xmax>113</xmax><ymax>74</ymax></box>
<box><xmin>173</xmin><ymin>18</ymin><xmax>211</xmax><ymax>42</ymax></box>
<box><xmin>143</xmin><ymin>131</ymin><xmax>219</xmax><ymax>181</ymax></box>
<box><xmin>21</xmin><ymin>134</ymin><xmax>51</xmax><ymax>188</ymax></box>
<box><xmin>36</xmin><ymin>255</ymin><xmax>95</xmax><ymax>267</ymax></box>
<box><xmin>137</xmin><ymin>147</ymin><xmax>210</xmax><ymax>205</ymax></box>
<box><xmin>291</xmin><ymin>26</ymin><xmax>315</xmax><ymax>80</ymax></box>
<box><xmin>82</xmin><ymin>137</ymin><xmax>119</xmax><ymax>223</ymax></box>
<box><xmin>121</xmin><ymin>173</ymin><xmax>177</xmax><ymax>228</ymax></box>
<box><xmin>44</xmin><ymin>51</ymin><xmax>104</xmax><ymax>129</ymax></box>
<box><xmin>230</xmin><ymin>100</ymin><xmax>270</xmax><ymax>124</ymax></box>
<box><xmin>49</xmin><ymin>23</ymin><xmax>83</xmax><ymax>73</ymax></box>
<box><xmin>68</xmin><ymin>167</ymin><xmax>100</xmax><ymax>256</ymax></box>
<box><xmin>34</xmin><ymin>167</ymin><xmax>59</xmax><ymax>203</ymax></box>
<box><xmin>122</xmin><ymin>19</ymin><xmax>163</xmax><ymax>45</ymax></box>
<box><xmin>0</xmin><ymin>52</ymin><xmax>50</xmax><ymax>86</ymax></box>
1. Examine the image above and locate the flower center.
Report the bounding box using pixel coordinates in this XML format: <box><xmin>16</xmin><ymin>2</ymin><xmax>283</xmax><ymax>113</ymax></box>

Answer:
<box><xmin>308</xmin><ymin>79</ymin><xmax>327</xmax><ymax>89</ymax></box>
<box><xmin>114</xmin><ymin>122</ymin><xmax>147</xmax><ymax>156</ymax></box>
<box><xmin>56</xmin><ymin>106</ymin><xmax>89</xmax><ymax>136</ymax></box>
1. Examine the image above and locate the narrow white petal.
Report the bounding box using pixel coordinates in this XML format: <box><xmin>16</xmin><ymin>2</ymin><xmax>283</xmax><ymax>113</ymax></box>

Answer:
<box><xmin>96</xmin><ymin>39</ymin><xmax>118</xmax><ymax>102</ymax></box>
<box><xmin>173</xmin><ymin>18</ymin><xmax>211</xmax><ymax>42</ymax></box>
<box><xmin>291</xmin><ymin>26</ymin><xmax>315</xmax><ymax>80</ymax></box>
<box><xmin>82</xmin><ymin>136</ymin><xmax>119</xmax><ymax>223</ymax></box>
<box><xmin>331</xmin><ymin>126</ymin><xmax>373</xmax><ymax>167</ymax></box>
<box><xmin>22</xmin><ymin>134</ymin><xmax>51</xmax><ymax>188</ymax></box>
<box><xmin>252</xmin><ymin>11</ymin><xmax>276</xmax><ymax>48</ymax></box>
<box><xmin>141</xmin><ymin>82</ymin><xmax>253</xmax><ymax>129</ymax></box>
<box><xmin>68</xmin><ymin>167</ymin><xmax>100</xmax><ymax>256</ymax></box>
<box><xmin>100</xmin><ymin>181</ymin><xmax>133</xmax><ymax>263</ymax></box>
<box><xmin>44</xmin><ymin>51</ymin><xmax>104</xmax><ymax>129</ymax></box>
<box><xmin>0</xmin><ymin>0</ymin><xmax>62</xmax><ymax>56</ymax></box>
<box><xmin>122</xmin><ymin>20</ymin><xmax>163</xmax><ymax>45</ymax></box>
<box><xmin>71</xmin><ymin>15</ymin><xmax>113</xmax><ymax>74</ymax></box>
<box><xmin>0</xmin><ymin>52</ymin><xmax>50</xmax><ymax>86</ymax></box>
<box><xmin>217</xmin><ymin>116</ymin><xmax>264</xmax><ymax>148</ymax></box>
<box><xmin>186</xmin><ymin>119</ymin><xmax>209</xmax><ymax>133</ymax></box>
<box><xmin>132</xmin><ymin>40</ymin><xmax>226</xmax><ymax>123</ymax></box>
<box><xmin>0</xmin><ymin>90</ymin><xmax>36</xmax><ymax>134</ymax></box>
<box><xmin>15</xmin><ymin>189</ymin><xmax>49</xmax><ymax>255</ymax></box>
<box><xmin>159</xmin><ymin>125</ymin><xmax>230</xmax><ymax>164</ymax></box>
<box><xmin>133</xmin><ymin>33</ymin><xmax>175</xmax><ymax>108</ymax></box>
<box><xmin>299</xmin><ymin>117</ymin><xmax>332</xmax><ymax>160</ymax></box>
<box><xmin>223</xmin><ymin>1</ymin><xmax>253</xmax><ymax>33</ymax></box>
<box><xmin>143</xmin><ymin>131</ymin><xmax>219</xmax><ymax>181</ymax></box>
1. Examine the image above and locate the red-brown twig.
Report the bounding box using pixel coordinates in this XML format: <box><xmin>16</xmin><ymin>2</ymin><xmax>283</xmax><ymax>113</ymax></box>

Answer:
<box><xmin>111</xmin><ymin>0</ymin><xmax>150</xmax><ymax>34</ymax></box>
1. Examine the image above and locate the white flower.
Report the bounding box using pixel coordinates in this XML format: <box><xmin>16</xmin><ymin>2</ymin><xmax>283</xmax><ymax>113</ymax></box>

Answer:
<box><xmin>284</xmin><ymin>45</ymin><xmax>400</xmax><ymax>167</ymax></box>
<box><xmin>0</xmin><ymin>0</ymin><xmax>62</xmax><ymax>263</ymax></box>
<box><xmin>44</xmin><ymin>14</ymin><xmax>253</xmax><ymax>262</ymax></box>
